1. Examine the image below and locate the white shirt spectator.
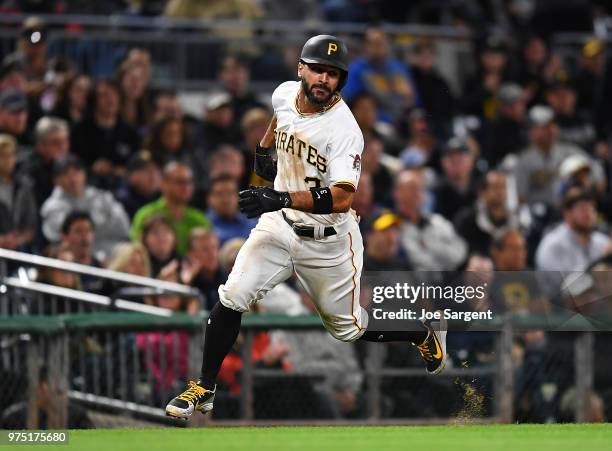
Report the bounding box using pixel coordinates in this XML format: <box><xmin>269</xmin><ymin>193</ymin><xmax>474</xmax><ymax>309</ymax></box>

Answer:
<box><xmin>536</xmin><ymin>222</ymin><xmax>609</xmax><ymax>271</ymax></box>
<box><xmin>41</xmin><ymin>185</ymin><xmax>130</xmax><ymax>260</ymax></box>
<box><xmin>398</xmin><ymin>213</ymin><xmax>467</xmax><ymax>270</ymax></box>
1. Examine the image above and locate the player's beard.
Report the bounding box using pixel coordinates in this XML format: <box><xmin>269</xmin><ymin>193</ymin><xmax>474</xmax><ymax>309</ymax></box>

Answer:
<box><xmin>301</xmin><ymin>78</ymin><xmax>335</xmax><ymax>107</ymax></box>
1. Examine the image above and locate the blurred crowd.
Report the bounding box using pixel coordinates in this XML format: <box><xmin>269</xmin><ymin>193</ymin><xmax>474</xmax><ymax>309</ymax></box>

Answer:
<box><xmin>1</xmin><ymin>4</ymin><xmax>612</xmax><ymax>424</ymax></box>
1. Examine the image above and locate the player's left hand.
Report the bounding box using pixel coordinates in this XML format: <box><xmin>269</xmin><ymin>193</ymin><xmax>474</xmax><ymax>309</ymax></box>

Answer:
<box><xmin>238</xmin><ymin>186</ymin><xmax>292</xmax><ymax>218</ymax></box>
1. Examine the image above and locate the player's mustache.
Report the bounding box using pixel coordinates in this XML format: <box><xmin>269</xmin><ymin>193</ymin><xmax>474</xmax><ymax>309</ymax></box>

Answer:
<box><xmin>312</xmin><ymin>84</ymin><xmax>330</xmax><ymax>93</ymax></box>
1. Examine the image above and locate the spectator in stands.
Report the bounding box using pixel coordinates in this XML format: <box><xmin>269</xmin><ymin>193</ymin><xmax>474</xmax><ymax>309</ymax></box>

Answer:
<box><xmin>41</xmin><ymin>154</ymin><xmax>130</xmax><ymax>260</ymax></box>
<box><xmin>454</xmin><ymin>171</ymin><xmax>519</xmax><ymax>257</ymax></box>
<box><xmin>180</xmin><ymin>228</ymin><xmax>224</xmax><ymax>310</ymax></box>
<box><xmin>164</xmin><ymin>0</ymin><xmax>263</xmax><ymax>37</ymax></box>
<box><xmin>140</xmin><ymin>215</ymin><xmax>179</xmax><ymax>278</ymax></box>
<box><xmin>575</xmin><ymin>38</ymin><xmax>605</xmax><ymax>115</ymax></box>
<box><xmin>514</xmin><ymin>105</ymin><xmax>605</xmax><ymax>208</ymax></box>
<box><xmin>38</xmin><ymin>56</ymin><xmax>74</xmax><ymax>118</ymax></box>
<box><xmin>557</xmin><ymin>154</ymin><xmax>612</xmax><ymax>222</ymax></box>
<box><xmin>488</xmin><ymin>229</ymin><xmax>550</xmax><ymax>314</ymax></box>
<box><xmin>393</xmin><ymin>169</ymin><xmax>467</xmax><ymax>270</ymax></box>
<box><xmin>352</xmin><ymin>172</ymin><xmax>380</xmax><ymax>232</ymax></box>
<box><xmin>398</xmin><ymin>109</ymin><xmax>437</xmax><ymax>166</ymax></box>
<box><xmin>145</xmin><ymin>116</ymin><xmax>191</xmax><ymax>168</ymax></box>
<box><xmin>516</xmin><ymin>35</ymin><xmax>563</xmax><ymax>106</ymax></box>
<box><xmin>363</xmin><ymin>209</ymin><xmax>410</xmax><ymax>271</ymax></box>
<box><xmin>60</xmin><ymin>211</ymin><xmax>104</xmax><ymax>292</ymax></box>
<box><xmin>130</xmin><ymin>161</ymin><xmax>210</xmax><ymax>255</ymax></box>
<box><xmin>461</xmin><ymin>36</ymin><xmax>510</xmax><ymax>120</ymax></box>
<box><xmin>114</xmin><ymin>150</ymin><xmax>161</xmax><ymax>219</ymax></box>
<box><xmin>343</xmin><ymin>27</ymin><xmax>416</xmax><ymax>124</ymax></box>
<box><xmin>116</xmin><ymin>61</ymin><xmax>151</xmax><ymax>133</ymax></box>
<box><xmin>545</xmin><ymin>79</ymin><xmax>597</xmax><ymax>152</ymax></box>
<box><xmin>219</xmin><ymin>53</ymin><xmax>266</xmax><ymax>126</ymax></box>
<box><xmin>0</xmin><ymin>89</ymin><xmax>30</xmax><ymax>146</ymax></box>
<box><xmin>136</xmin><ymin>322</ymin><xmax>190</xmax><ymax>406</ymax></box>
<box><xmin>206</xmin><ymin>173</ymin><xmax>256</xmax><ymax>245</ymax></box>
<box><xmin>28</xmin><ymin>245</ymin><xmax>84</xmax><ymax>315</ymax></box>
<box><xmin>482</xmin><ymin>83</ymin><xmax>527</xmax><ymax>167</ymax></box>
<box><xmin>18</xmin><ymin>116</ymin><xmax>69</xmax><ymax>207</ymax></box>
<box><xmin>433</xmin><ymin>137</ymin><xmax>479</xmax><ymax>222</ymax></box>
<box><xmin>492</xmin><ymin>229</ymin><xmax>528</xmax><ymax>272</ymax></box>
<box><xmin>37</xmin><ymin>245</ymin><xmax>81</xmax><ymax>295</ymax></box>
<box><xmin>208</xmin><ymin>145</ymin><xmax>248</xmax><ymax>189</ymax></box>
<box><xmin>8</xmin><ymin>17</ymin><xmax>48</xmax><ymax>88</ymax></box>
<box><xmin>361</xmin><ymin>136</ymin><xmax>394</xmax><ymax>207</ymax></box>
<box><xmin>0</xmin><ymin>58</ymin><xmax>27</xmax><ymax>92</ymax></box>
<box><xmin>51</xmin><ymin>73</ymin><xmax>91</xmax><ymax>126</ymax></box>
<box><xmin>536</xmin><ymin>187</ymin><xmax>610</xmax><ymax>273</ymax></box>
<box><xmin>240</xmin><ymin>107</ymin><xmax>273</xmax><ymax>187</ymax></box>
<box><xmin>197</xmin><ymin>93</ymin><xmax>238</xmax><ymax>153</ymax></box>
<box><xmin>152</xmin><ymin>90</ymin><xmax>183</xmax><ymax>122</ymax></box>
<box><xmin>107</xmin><ymin>242</ymin><xmax>151</xmax><ymax>277</ymax></box>
<box><xmin>59</xmin><ymin>212</ymin><xmax>97</xmax><ymax>266</ymax></box>
<box><xmin>409</xmin><ymin>37</ymin><xmax>455</xmax><ymax>137</ymax></box>
<box><xmin>136</xmin><ymin>276</ymin><xmax>195</xmax><ymax>406</ymax></box>
<box><xmin>0</xmin><ymin>134</ymin><xmax>37</xmax><ymax>250</ymax></box>
<box><xmin>124</xmin><ymin>47</ymin><xmax>152</xmax><ymax>89</ymax></box>
<box><xmin>348</xmin><ymin>93</ymin><xmax>397</xmax><ymax>148</ymax></box>
<box><xmin>71</xmin><ymin>78</ymin><xmax>139</xmax><ymax>188</ymax></box>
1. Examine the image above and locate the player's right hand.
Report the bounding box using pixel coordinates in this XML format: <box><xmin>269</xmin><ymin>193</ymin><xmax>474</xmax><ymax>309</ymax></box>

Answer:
<box><xmin>238</xmin><ymin>186</ymin><xmax>292</xmax><ymax>218</ymax></box>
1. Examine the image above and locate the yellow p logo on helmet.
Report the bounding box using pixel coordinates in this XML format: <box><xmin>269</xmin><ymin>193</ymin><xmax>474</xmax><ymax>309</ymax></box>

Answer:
<box><xmin>327</xmin><ymin>42</ymin><xmax>338</xmax><ymax>55</ymax></box>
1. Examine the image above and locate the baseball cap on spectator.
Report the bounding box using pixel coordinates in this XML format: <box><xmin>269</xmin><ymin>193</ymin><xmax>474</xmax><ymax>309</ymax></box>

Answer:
<box><xmin>126</xmin><ymin>150</ymin><xmax>154</xmax><ymax>173</ymax></box>
<box><xmin>561</xmin><ymin>186</ymin><xmax>593</xmax><ymax>210</ymax></box>
<box><xmin>482</xmin><ymin>35</ymin><xmax>507</xmax><ymax>54</ymax></box>
<box><xmin>498</xmin><ymin>83</ymin><xmax>523</xmax><ymax>105</ymax></box>
<box><xmin>527</xmin><ymin>105</ymin><xmax>555</xmax><ymax>127</ymax></box>
<box><xmin>21</xmin><ymin>16</ymin><xmax>47</xmax><ymax>45</ymax></box>
<box><xmin>559</xmin><ymin>154</ymin><xmax>591</xmax><ymax>180</ymax></box>
<box><xmin>53</xmin><ymin>154</ymin><xmax>83</xmax><ymax>178</ymax></box>
<box><xmin>206</xmin><ymin>92</ymin><xmax>231</xmax><ymax>111</ymax></box>
<box><xmin>582</xmin><ymin>38</ymin><xmax>603</xmax><ymax>58</ymax></box>
<box><xmin>365</xmin><ymin>209</ymin><xmax>402</xmax><ymax>233</ymax></box>
<box><xmin>442</xmin><ymin>136</ymin><xmax>470</xmax><ymax>155</ymax></box>
<box><xmin>0</xmin><ymin>89</ymin><xmax>27</xmax><ymax>112</ymax></box>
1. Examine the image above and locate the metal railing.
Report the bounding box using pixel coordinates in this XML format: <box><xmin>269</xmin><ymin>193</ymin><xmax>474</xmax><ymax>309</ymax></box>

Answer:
<box><xmin>0</xmin><ymin>13</ymin><xmax>472</xmax><ymax>38</ymax></box>
<box><xmin>0</xmin><ymin>13</ymin><xmax>473</xmax><ymax>92</ymax></box>
<box><xmin>0</xmin><ymin>248</ymin><xmax>204</xmax><ymax>316</ymax></box>
<box><xmin>0</xmin><ymin>311</ymin><xmax>602</xmax><ymax>427</ymax></box>
<box><xmin>0</xmin><ymin>252</ymin><xmax>605</xmax><ymax>427</ymax></box>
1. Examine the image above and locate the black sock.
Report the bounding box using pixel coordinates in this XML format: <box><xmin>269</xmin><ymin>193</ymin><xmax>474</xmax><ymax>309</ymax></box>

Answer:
<box><xmin>199</xmin><ymin>302</ymin><xmax>242</xmax><ymax>390</ymax></box>
<box><xmin>359</xmin><ymin>323</ymin><xmax>428</xmax><ymax>344</ymax></box>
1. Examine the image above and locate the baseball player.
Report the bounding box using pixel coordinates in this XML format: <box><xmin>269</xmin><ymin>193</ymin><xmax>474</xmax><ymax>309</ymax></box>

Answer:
<box><xmin>165</xmin><ymin>35</ymin><xmax>447</xmax><ymax>420</ymax></box>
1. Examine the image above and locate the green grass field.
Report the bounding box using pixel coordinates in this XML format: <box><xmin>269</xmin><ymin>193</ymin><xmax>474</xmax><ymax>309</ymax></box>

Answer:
<box><xmin>3</xmin><ymin>424</ymin><xmax>612</xmax><ymax>451</ymax></box>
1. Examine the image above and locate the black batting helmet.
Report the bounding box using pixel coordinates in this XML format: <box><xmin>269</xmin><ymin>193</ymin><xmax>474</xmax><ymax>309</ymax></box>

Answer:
<box><xmin>300</xmin><ymin>34</ymin><xmax>349</xmax><ymax>90</ymax></box>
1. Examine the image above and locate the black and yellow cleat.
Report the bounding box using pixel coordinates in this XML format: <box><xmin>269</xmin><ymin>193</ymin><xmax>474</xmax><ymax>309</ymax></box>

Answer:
<box><xmin>413</xmin><ymin>313</ymin><xmax>447</xmax><ymax>375</ymax></box>
<box><xmin>165</xmin><ymin>380</ymin><xmax>215</xmax><ymax>420</ymax></box>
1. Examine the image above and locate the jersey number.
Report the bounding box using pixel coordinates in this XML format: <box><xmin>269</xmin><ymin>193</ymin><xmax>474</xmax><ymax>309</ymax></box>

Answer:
<box><xmin>304</xmin><ymin>177</ymin><xmax>321</xmax><ymax>189</ymax></box>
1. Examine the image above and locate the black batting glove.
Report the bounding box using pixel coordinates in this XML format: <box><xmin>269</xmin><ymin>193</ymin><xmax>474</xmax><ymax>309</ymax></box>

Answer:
<box><xmin>254</xmin><ymin>144</ymin><xmax>277</xmax><ymax>182</ymax></box>
<box><xmin>238</xmin><ymin>186</ymin><xmax>292</xmax><ymax>218</ymax></box>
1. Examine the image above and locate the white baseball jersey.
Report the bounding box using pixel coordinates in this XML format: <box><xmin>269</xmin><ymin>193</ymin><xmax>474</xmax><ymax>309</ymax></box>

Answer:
<box><xmin>272</xmin><ymin>81</ymin><xmax>364</xmax><ymax>226</ymax></box>
<box><xmin>218</xmin><ymin>80</ymin><xmax>369</xmax><ymax>343</ymax></box>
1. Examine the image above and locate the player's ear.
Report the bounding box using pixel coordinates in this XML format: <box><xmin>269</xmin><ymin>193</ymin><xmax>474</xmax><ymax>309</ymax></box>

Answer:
<box><xmin>297</xmin><ymin>61</ymin><xmax>304</xmax><ymax>78</ymax></box>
